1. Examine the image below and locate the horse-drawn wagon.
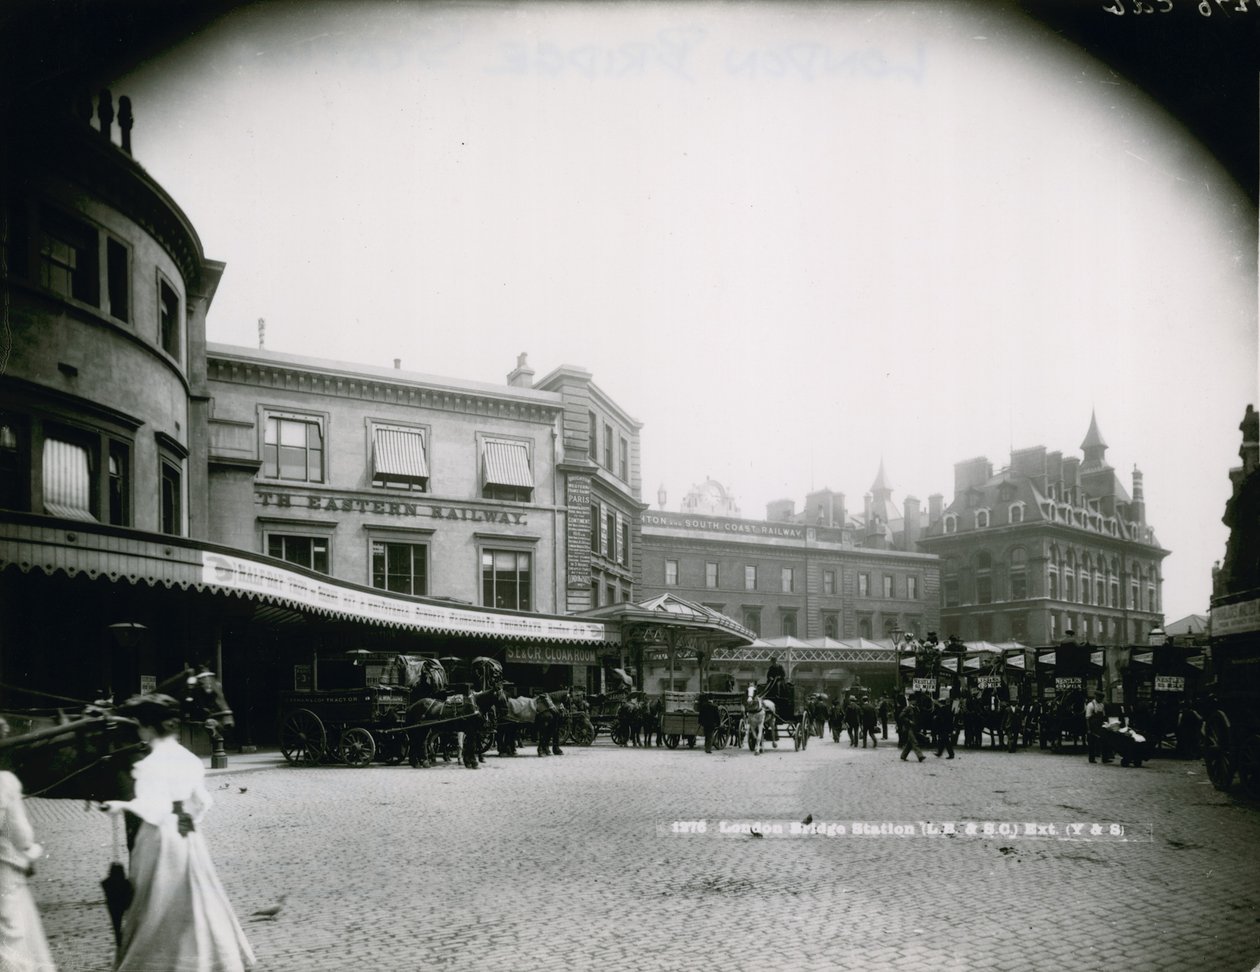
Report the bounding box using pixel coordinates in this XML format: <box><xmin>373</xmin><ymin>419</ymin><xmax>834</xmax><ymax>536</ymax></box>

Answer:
<box><xmin>1200</xmin><ymin>590</ymin><xmax>1260</xmax><ymax>793</ymax></box>
<box><xmin>277</xmin><ymin>653</ymin><xmax>496</xmax><ymax>768</ymax></box>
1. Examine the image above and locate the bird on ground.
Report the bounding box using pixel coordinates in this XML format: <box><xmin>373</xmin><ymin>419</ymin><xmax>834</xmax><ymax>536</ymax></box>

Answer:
<box><xmin>801</xmin><ymin>814</ymin><xmax>813</xmax><ymax>825</ymax></box>
<box><xmin>250</xmin><ymin>894</ymin><xmax>287</xmax><ymax>920</ymax></box>
<box><xmin>749</xmin><ymin>829</ymin><xmax>763</xmax><ymax>839</ymax></box>
<box><xmin>238</xmin><ymin>787</ymin><xmax>248</xmax><ymax>794</ymax></box>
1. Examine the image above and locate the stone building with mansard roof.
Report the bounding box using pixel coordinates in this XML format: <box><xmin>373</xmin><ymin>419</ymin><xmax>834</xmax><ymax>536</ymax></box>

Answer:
<box><xmin>917</xmin><ymin>413</ymin><xmax>1168</xmax><ymax>646</ymax></box>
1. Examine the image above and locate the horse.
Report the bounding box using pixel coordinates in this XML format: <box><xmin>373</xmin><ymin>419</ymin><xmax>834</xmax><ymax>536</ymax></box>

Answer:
<box><xmin>493</xmin><ymin>692</ymin><xmax>564</xmax><ymax>757</ymax></box>
<box><xmin>406</xmin><ymin>688</ymin><xmax>500</xmax><ymax>768</ymax></box>
<box><xmin>741</xmin><ymin>687</ymin><xmax>776</xmax><ymax>755</ymax></box>
<box><xmin>0</xmin><ymin>667</ymin><xmax>235</xmax><ymax>847</ymax></box>
<box><xmin>615</xmin><ymin>696</ymin><xmax>653</xmax><ymax>748</ymax></box>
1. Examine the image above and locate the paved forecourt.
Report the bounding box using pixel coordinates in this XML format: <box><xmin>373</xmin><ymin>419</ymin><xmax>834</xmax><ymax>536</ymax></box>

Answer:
<box><xmin>25</xmin><ymin>731</ymin><xmax>1260</xmax><ymax>972</ymax></box>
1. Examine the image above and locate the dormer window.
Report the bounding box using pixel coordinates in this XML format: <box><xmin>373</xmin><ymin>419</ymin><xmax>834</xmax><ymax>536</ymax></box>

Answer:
<box><xmin>1009</xmin><ymin>502</ymin><xmax>1025</xmax><ymax>524</ymax></box>
<box><xmin>943</xmin><ymin>513</ymin><xmax>957</xmax><ymax>534</ymax></box>
<box><xmin>976</xmin><ymin>509</ymin><xmax>990</xmax><ymax>528</ymax></box>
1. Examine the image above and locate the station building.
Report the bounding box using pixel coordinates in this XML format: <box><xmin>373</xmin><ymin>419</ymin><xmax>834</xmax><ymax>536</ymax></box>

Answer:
<box><xmin>638</xmin><ymin>476</ymin><xmax>940</xmax><ymax>696</ymax></box>
<box><xmin>916</xmin><ymin>414</ymin><xmax>1169</xmax><ymax>647</ymax></box>
<box><xmin>0</xmin><ymin>91</ymin><xmax>654</xmax><ymax>748</ymax></box>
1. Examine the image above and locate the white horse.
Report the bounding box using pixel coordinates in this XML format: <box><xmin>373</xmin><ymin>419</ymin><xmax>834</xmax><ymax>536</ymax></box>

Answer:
<box><xmin>742</xmin><ymin>687</ymin><xmax>777</xmax><ymax>755</ymax></box>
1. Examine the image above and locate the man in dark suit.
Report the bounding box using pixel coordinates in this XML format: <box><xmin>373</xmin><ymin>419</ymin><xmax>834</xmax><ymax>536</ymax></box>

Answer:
<box><xmin>899</xmin><ymin>696</ymin><xmax>927</xmax><ymax>762</ymax></box>
<box><xmin>933</xmin><ymin>695</ymin><xmax>956</xmax><ymax>759</ymax></box>
<box><xmin>698</xmin><ymin>693</ymin><xmax>721</xmax><ymax>754</ymax></box>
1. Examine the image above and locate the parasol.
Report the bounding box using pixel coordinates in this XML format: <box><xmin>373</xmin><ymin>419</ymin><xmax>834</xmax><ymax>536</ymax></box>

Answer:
<box><xmin>101</xmin><ymin>814</ymin><xmax>132</xmax><ymax>946</ymax></box>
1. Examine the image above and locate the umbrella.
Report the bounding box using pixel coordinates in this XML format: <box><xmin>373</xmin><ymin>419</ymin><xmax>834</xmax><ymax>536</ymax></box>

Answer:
<box><xmin>101</xmin><ymin>815</ymin><xmax>132</xmax><ymax>946</ymax></box>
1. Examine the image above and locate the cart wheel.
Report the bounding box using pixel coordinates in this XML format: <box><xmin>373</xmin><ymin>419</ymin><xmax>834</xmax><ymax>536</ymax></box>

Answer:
<box><xmin>479</xmin><ymin>724</ymin><xmax>496</xmax><ymax>755</ymax></box>
<box><xmin>1237</xmin><ymin>733</ymin><xmax>1260</xmax><ymax>796</ymax></box>
<box><xmin>425</xmin><ymin>732</ymin><xmax>442</xmax><ymax>766</ymax></box>
<box><xmin>611</xmin><ymin>724</ymin><xmax>628</xmax><ymax>747</ymax></box>
<box><xmin>279</xmin><ymin>709</ymin><xmax>326</xmax><ymax>765</ymax></box>
<box><xmin>794</xmin><ymin>722</ymin><xmax>805</xmax><ymax>751</ymax></box>
<box><xmin>383</xmin><ymin>733</ymin><xmax>410</xmax><ymax>765</ymax></box>
<box><xmin>665</xmin><ymin>734</ymin><xmax>680</xmax><ymax>749</ymax></box>
<box><xmin>340</xmin><ymin>727</ymin><xmax>376</xmax><ymax>768</ymax></box>
<box><xmin>572</xmin><ymin>720</ymin><xmax>595</xmax><ymax>746</ymax></box>
<box><xmin>1202</xmin><ymin>710</ymin><xmax>1235</xmax><ymax>790</ymax></box>
<box><xmin>686</xmin><ymin>736</ymin><xmax>696</xmax><ymax>749</ymax></box>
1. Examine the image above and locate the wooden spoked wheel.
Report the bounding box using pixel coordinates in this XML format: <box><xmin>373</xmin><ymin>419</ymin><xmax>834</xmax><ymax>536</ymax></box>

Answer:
<box><xmin>1236</xmin><ymin>733</ymin><xmax>1260</xmax><ymax>796</ymax></box>
<box><xmin>339</xmin><ymin>727</ymin><xmax>376</xmax><ymax>768</ymax></box>
<box><xmin>279</xmin><ymin>709</ymin><xmax>326</xmax><ymax>765</ymax></box>
<box><xmin>478</xmin><ymin>724</ymin><xmax>497</xmax><ymax>755</ymax></box>
<box><xmin>664</xmin><ymin>734</ymin><xmax>680</xmax><ymax>749</ymax></box>
<box><xmin>1202</xmin><ymin>711</ymin><xmax>1235</xmax><ymax>790</ymax></box>
<box><xmin>610</xmin><ymin>724</ymin><xmax>628</xmax><ymax>747</ymax></box>
<box><xmin>712</xmin><ymin>715</ymin><xmax>728</xmax><ymax>751</ymax></box>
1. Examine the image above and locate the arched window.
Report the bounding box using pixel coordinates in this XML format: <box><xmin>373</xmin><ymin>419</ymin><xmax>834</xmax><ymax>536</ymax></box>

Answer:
<box><xmin>943</xmin><ymin>513</ymin><xmax>957</xmax><ymax>534</ymax></box>
<box><xmin>1009</xmin><ymin>502</ymin><xmax>1025</xmax><ymax>524</ymax></box>
<box><xmin>976</xmin><ymin>509</ymin><xmax>990</xmax><ymax>528</ymax></box>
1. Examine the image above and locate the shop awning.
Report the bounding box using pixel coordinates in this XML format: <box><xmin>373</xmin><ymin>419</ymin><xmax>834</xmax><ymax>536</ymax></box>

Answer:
<box><xmin>372</xmin><ymin>426</ymin><xmax>428</xmax><ymax>484</ymax></box>
<box><xmin>483</xmin><ymin>439</ymin><xmax>533</xmax><ymax>488</ymax></box>
<box><xmin>42</xmin><ymin>440</ymin><xmax>96</xmax><ymax>521</ymax></box>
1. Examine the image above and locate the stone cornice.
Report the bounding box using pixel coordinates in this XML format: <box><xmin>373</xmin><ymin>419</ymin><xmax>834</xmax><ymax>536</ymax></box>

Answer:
<box><xmin>206</xmin><ymin>354</ymin><xmax>562</xmax><ymax>425</ymax></box>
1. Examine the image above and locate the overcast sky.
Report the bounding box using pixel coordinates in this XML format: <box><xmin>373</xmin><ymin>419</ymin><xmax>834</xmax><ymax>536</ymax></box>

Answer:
<box><xmin>115</xmin><ymin>0</ymin><xmax>1257</xmax><ymax>623</ymax></box>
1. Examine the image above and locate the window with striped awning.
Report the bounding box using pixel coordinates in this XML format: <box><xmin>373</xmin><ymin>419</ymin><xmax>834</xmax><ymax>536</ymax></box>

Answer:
<box><xmin>372</xmin><ymin>426</ymin><xmax>428</xmax><ymax>488</ymax></box>
<box><xmin>482</xmin><ymin>439</ymin><xmax>533</xmax><ymax>489</ymax></box>
<box><xmin>43</xmin><ymin>438</ymin><xmax>96</xmax><ymax>521</ymax></box>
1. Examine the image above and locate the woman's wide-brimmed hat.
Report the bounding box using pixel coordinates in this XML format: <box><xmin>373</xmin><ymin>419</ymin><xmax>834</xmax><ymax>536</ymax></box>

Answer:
<box><xmin>117</xmin><ymin>693</ymin><xmax>182</xmax><ymax>727</ymax></box>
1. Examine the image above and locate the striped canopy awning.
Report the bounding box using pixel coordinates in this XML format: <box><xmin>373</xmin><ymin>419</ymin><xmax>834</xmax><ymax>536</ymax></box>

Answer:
<box><xmin>483</xmin><ymin>439</ymin><xmax>534</xmax><ymax>488</ymax></box>
<box><xmin>372</xmin><ymin>426</ymin><xmax>428</xmax><ymax>483</ymax></box>
<box><xmin>42</xmin><ymin>439</ymin><xmax>96</xmax><ymax>521</ymax></box>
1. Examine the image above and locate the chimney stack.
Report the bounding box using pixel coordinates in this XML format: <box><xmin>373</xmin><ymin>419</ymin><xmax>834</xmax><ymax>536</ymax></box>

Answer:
<box><xmin>507</xmin><ymin>352</ymin><xmax>535</xmax><ymax>388</ymax></box>
<box><xmin>903</xmin><ymin>495</ymin><xmax>921</xmax><ymax>551</ymax></box>
<box><xmin>928</xmin><ymin>493</ymin><xmax>943</xmax><ymax>526</ymax></box>
<box><xmin>1131</xmin><ymin>465</ymin><xmax>1145</xmax><ymax>525</ymax></box>
<box><xmin>393</xmin><ymin>358</ymin><xmax>401</xmax><ymax>370</ymax></box>
<box><xmin>257</xmin><ymin>318</ymin><xmax>265</xmax><ymax>349</ymax></box>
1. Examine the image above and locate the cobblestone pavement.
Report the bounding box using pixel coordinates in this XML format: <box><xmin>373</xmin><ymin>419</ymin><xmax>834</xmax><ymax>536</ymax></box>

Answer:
<box><xmin>23</xmin><ymin>731</ymin><xmax>1260</xmax><ymax>972</ymax></box>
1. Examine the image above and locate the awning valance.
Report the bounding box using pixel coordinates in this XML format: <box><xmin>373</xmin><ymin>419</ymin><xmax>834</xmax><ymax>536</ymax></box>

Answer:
<box><xmin>43</xmin><ymin>440</ymin><xmax>95</xmax><ymax>521</ymax></box>
<box><xmin>483</xmin><ymin>439</ymin><xmax>533</xmax><ymax>488</ymax></box>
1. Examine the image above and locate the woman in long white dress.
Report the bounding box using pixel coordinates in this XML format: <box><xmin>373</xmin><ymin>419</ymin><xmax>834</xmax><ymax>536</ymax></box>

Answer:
<box><xmin>0</xmin><ymin>717</ymin><xmax>57</xmax><ymax>972</ymax></box>
<box><xmin>103</xmin><ymin>695</ymin><xmax>255</xmax><ymax>972</ymax></box>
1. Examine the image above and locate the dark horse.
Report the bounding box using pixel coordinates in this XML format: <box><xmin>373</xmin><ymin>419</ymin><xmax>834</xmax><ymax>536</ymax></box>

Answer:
<box><xmin>493</xmin><ymin>691</ymin><xmax>564</xmax><ymax>757</ymax></box>
<box><xmin>405</xmin><ymin>679</ymin><xmax>500</xmax><ymax>770</ymax></box>
<box><xmin>0</xmin><ymin>669</ymin><xmax>234</xmax><ymax>804</ymax></box>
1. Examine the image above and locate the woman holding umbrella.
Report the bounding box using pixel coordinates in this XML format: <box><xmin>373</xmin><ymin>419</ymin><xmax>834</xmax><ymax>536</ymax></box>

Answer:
<box><xmin>0</xmin><ymin>717</ymin><xmax>56</xmax><ymax>972</ymax></box>
<box><xmin>102</xmin><ymin>694</ymin><xmax>255</xmax><ymax>972</ymax></box>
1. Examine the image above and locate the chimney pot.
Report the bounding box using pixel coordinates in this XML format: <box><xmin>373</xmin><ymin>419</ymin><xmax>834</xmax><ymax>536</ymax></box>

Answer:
<box><xmin>394</xmin><ymin>358</ymin><xmax>401</xmax><ymax>370</ymax></box>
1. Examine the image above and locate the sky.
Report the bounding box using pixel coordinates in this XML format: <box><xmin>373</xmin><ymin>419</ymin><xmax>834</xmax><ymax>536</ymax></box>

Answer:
<box><xmin>114</xmin><ymin>0</ymin><xmax>1257</xmax><ymax>623</ymax></box>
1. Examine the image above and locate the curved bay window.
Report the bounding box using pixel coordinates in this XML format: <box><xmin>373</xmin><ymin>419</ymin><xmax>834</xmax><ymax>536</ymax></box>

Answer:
<box><xmin>482</xmin><ymin>549</ymin><xmax>532</xmax><ymax>611</ymax></box>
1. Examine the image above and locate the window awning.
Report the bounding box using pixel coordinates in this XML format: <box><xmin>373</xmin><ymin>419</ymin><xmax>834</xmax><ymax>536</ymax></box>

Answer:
<box><xmin>483</xmin><ymin>439</ymin><xmax>533</xmax><ymax>488</ymax></box>
<box><xmin>43</xmin><ymin>439</ymin><xmax>96</xmax><ymax>522</ymax></box>
<box><xmin>373</xmin><ymin>427</ymin><xmax>428</xmax><ymax>483</ymax></box>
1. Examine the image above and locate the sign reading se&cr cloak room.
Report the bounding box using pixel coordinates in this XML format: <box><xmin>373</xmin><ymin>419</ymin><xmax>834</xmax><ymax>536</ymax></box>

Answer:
<box><xmin>506</xmin><ymin>645</ymin><xmax>599</xmax><ymax>666</ymax></box>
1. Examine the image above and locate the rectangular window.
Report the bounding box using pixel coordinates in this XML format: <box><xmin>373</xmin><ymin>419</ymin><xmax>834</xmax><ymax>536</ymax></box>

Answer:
<box><xmin>107</xmin><ymin>441</ymin><xmax>129</xmax><ymax>526</ymax></box>
<box><xmin>619</xmin><ymin>518</ymin><xmax>629</xmax><ymax>567</ymax></box>
<box><xmin>588</xmin><ymin>412</ymin><xmax>598</xmax><ymax>461</ymax></box>
<box><xmin>822</xmin><ymin>612</ymin><xmax>839</xmax><ymax>639</ymax></box>
<box><xmin>665</xmin><ymin>560</ymin><xmax>678</xmax><ymax>586</ymax></box>
<box><xmin>745</xmin><ymin>565</ymin><xmax>757</xmax><ymax>591</ymax></box>
<box><xmin>606</xmin><ymin>584</ymin><xmax>616</xmax><ymax>606</ymax></box>
<box><xmin>883</xmin><ymin>575</ymin><xmax>893</xmax><ymax>599</ymax></box>
<box><xmin>482</xmin><ymin>549</ymin><xmax>532</xmax><ymax>611</ymax></box>
<box><xmin>159</xmin><ymin>278</ymin><xmax>181</xmax><ymax>360</ymax></box>
<box><xmin>0</xmin><ymin>414</ymin><xmax>24</xmax><ymax>511</ymax></box>
<box><xmin>371</xmin><ymin>541</ymin><xmax>427</xmax><ymax>596</ymax></box>
<box><xmin>977</xmin><ymin>576</ymin><xmax>992</xmax><ymax>604</ymax></box>
<box><xmin>159</xmin><ymin>460</ymin><xmax>181</xmax><ymax>536</ymax></box>
<box><xmin>106</xmin><ymin>237</ymin><xmax>129</xmax><ymax>322</ymax></box>
<box><xmin>705</xmin><ymin>562</ymin><xmax>719</xmax><ymax>589</ymax></box>
<box><xmin>944</xmin><ymin>578</ymin><xmax>959</xmax><ymax>607</ymax></box>
<box><xmin>371</xmin><ymin>425</ymin><xmax>428</xmax><ymax>490</ymax></box>
<box><xmin>823</xmin><ymin>570</ymin><xmax>835</xmax><ymax>595</ymax></box>
<box><xmin>42</xmin><ymin>437</ymin><xmax>95</xmax><ymax>521</ymax></box>
<box><xmin>603</xmin><ymin>423</ymin><xmax>613</xmax><ymax>469</ymax></box>
<box><xmin>618</xmin><ymin>438</ymin><xmax>628</xmax><ymax>480</ymax></box>
<box><xmin>39</xmin><ymin>208</ymin><xmax>98</xmax><ymax>305</ymax></box>
<box><xmin>264</xmin><ymin>414</ymin><xmax>325</xmax><ymax>483</ymax></box>
<box><xmin>1010</xmin><ymin>572</ymin><xmax>1026</xmax><ymax>600</ymax></box>
<box><xmin>3</xmin><ymin>200</ymin><xmax>29</xmax><ymax>280</ymax></box>
<box><xmin>591</xmin><ymin>500</ymin><xmax>601</xmax><ymax>553</ymax></box>
<box><xmin>481</xmin><ymin>438</ymin><xmax>533</xmax><ymax>502</ymax></box>
<box><xmin>782</xmin><ymin>567</ymin><xmax>795</xmax><ymax>594</ymax></box>
<box><xmin>591</xmin><ymin>580</ymin><xmax>600</xmax><ymax>606</ymax></box>
<box><xmin>858</xmin><ymin>573</ymin><xmax>870</xmax><ymax>597</ymax></box>
<box><xmin>605</xmin><ymin>510</ymin><xmax>616</xmax><ymax>557</ymax></box>
<box><xmin>268</xmin><ymin>534</ymin><xmax>329</xmax><ymax>573</ymax></box>
<box><xmin>907</xmin><ymin>575</ymin><xmax>918</xmax><ymax>600</ymax></box>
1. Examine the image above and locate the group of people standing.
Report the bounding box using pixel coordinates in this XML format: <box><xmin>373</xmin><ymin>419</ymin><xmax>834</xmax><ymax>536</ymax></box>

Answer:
<box><xmin>0</xmin><ymin>696</ymin><xmax>256</xmax><ymax>972</ymax></box>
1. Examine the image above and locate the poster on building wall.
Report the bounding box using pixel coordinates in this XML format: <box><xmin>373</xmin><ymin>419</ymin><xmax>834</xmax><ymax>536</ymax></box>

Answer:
<box><xmin>566</xmin><ymin>477</ymin><xmax>592</xmax><ymax>588</ymax></box>
<box><xmin>1154</xmin><ymin>676</ymin><xmax>1185</xmax><ymax>692</ymax></box>
<box><xmin>1055</xmin><ymin>677</ymin><xmax>1082</xmax><ymax>691</ymax></box>
<box><xmin>912</xmin><ymin>678</ymin><xmax>936</xmax><ymax>693</ymax></box>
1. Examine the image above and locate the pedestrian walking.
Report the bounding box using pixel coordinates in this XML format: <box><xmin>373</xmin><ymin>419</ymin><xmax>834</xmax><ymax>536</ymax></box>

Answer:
<box><xmin>859</xmin><ymin>696</ymin><xmax>879</xmax><ymax>748</ymax></box>
<box><xmin>1003</xmin><ymin>699</ymin><xmax>1022</xmax><ymax>753</ymax></box>
<box><xmin>102</xmin><ymin>694</ymin><xmax>256</xmax><ymax>972</ymax></box>
<box><xmin>899</xmin><ymin>696</ymin><xmax>926</xmax><ymax>762</ymax></box>
<box><xmin>844</xmin><ymin>696</ymin><xmax>860</xmax><ymax>747</ymax></box>
<box><xmin>878</xmin><ymin>695</ymin><xmax>890</xmax><ymax>739</ymax></box>
<box><xmin>0</xmin><ymin>718</ymin><xmax>57</xmax><ymax>972</ymax></box>
<box><xmin>933</xmin><ymin>697</ymin><xmax>955</xmax><ymax>759</ymax></box>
